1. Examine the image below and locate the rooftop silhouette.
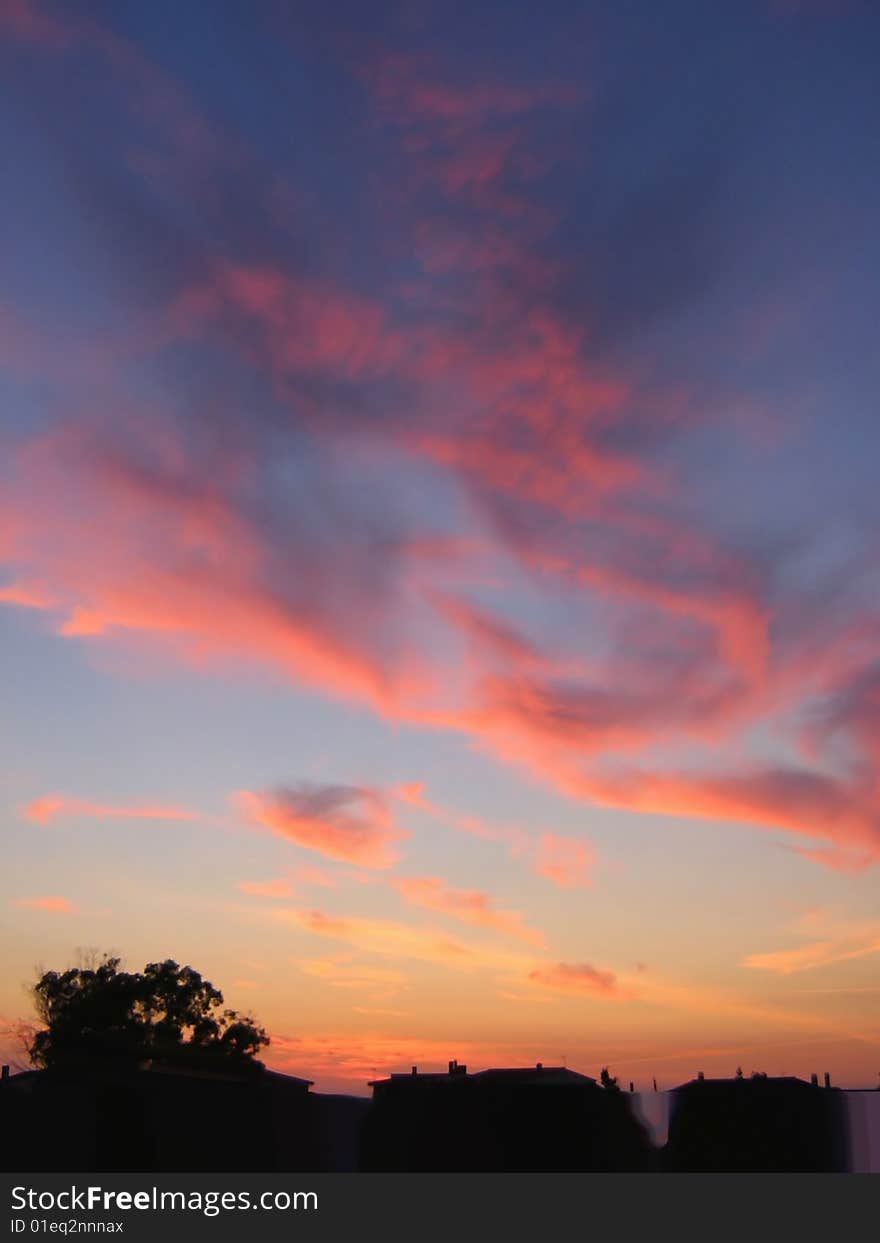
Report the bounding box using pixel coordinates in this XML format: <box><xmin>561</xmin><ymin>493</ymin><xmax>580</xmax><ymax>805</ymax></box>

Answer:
<box><xmin>5</xmin><ymin>1056</ymin><xmax>877</xmax><ymax>1173</ymax></box>
<box><xmin>5</xmin><ymin>955</ymin><xmax>877</xmax><ymax>1172</ymax></box>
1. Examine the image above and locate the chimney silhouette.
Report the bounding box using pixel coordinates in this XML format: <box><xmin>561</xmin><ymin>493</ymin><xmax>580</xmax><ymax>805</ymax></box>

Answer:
<box><xmin>411</xmin><ymin>1066</ymin><xmax>417</xmax><ymax>1076</ymax></box>
<box><xmin>697</xmin><ymin>1070</ymin><xmax>705</xmax><ymax>1081</ymax></box>
<box><xmin>824</xmin><ymin>1071</ymin><xmax>831</xmax><ymax>1088</ymax></box>
<box><xmin>811</xmin><ymin>1073</ymin><xmax>818</xmax><ymax>1086</ymax></box>
<box><xmin>1</xmin><ymin>1065</ymin><xmax>8</xmax><ymax>1080</ymax></box>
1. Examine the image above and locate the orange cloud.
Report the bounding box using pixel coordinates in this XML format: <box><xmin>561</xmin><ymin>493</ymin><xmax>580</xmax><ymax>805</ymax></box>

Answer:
<box><xmin>298</xmin><ymin>958</ymin><xmax>406</xmax><ymax>992</ymax></box>
<box><xmin>236</xmin><ymin>784</ymin><xmax>406</xmax><ymax>869</ymax></box>
<box><xmin>238</xmin><ymin>863</ymin><xmax>340</xmax><ymax>899</ymax></box>
<box><xmin>275</xmin><ymin>907</ymin><xmax>533</xmax><ymax>974</ymax></box>
<box><xmin>534</xmin><ymin>833</ymin><xmax>594</xmax><ymax>888</ymax></box>
<box><xmin>238</xmin><ymin>878</ymin><xmax>294</xmax><ymax>898</ymax></box>
<box><xmin>389</xmin><ymin>874</ymin><xmax>545</xmax><ymax>946</ymax></box>
<box><xmin>743</xmin><ymin>924</ymin><xmax>880</xmax><ymax>975</ymax></box>
<box><xmin>393</xmin><ymin>781</ymin><xmax>528</xmax><ymax>852</ymax></box>
<box><xmin>292</xmin><ymin>863</ymin><xmax>338</xmax><ymax>888</ymax></box>
<box><xmin>527</xmin><ymin>962</ymin><xmax>620</xmax><ymax>998</ymax></box>
<box><xmin>22</xmin><ymin>794</ymin><xmax>202</xmax><ymax>825</ymax></box>
<box><xmin>15</xmin><ymin>895</ymin><xmax>75</xmax><ymax>913</ymax></box>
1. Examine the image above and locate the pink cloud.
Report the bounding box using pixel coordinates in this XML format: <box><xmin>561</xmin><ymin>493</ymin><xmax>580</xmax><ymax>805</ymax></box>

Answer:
<box><xmin>571</xmin><ymin>765</ymin><xmax>880</xmax><ymax>863</ymax></box>
<box><xmin>4</xmin><ymin>401</ymin><xmax>878</xmax><ymax>870</ymax></box>
<box><xmin>792</xmin><ymin>845</ymin><xmax>874</xmax><ymax>873</ymax></box>
<box><xmin>2</xmin><ymin>415</ymin><xmax>451</xmax><ymax>715</ymax></box>
<box><xmin>22</xmin><ymin>793</ymin><xmax>202</xmax><ymax>826</ymax></box>
<box><xmin>15</xmin><ymin>895</ymin><xmax>75</xmax><ymax>913</ymax></box>
<box><xmin>389</xmin><ymin>875</ymin><xmax>545</xmax><ymax>946</ymax></box>
<box><xmin>534</xmin><ymin>833</ymin><xmax>594</xmax><ymax>888</ymax></box>
<box><xmin>393</xmin><ymin>781</ymin><xmax>528</xmax><ymax>852</ymax></box>
<box><xmin>292</xmin><ymin>863</ymin><xmax>339</xmax><ymax>888</ymax></box>
<box><xmin>0</xmin><ymin>35</ymin><xmax>876</xmax><ymax>884</ymax></box>
<box><xmin>238</xmin><ymin>878</ymin><xmax>295</xmax><ymax>899</ymax></box>
<box><xmin>237</xmin><ymin>863</ymin><xmax>340</xmax><ymax>898</ymax></box>
<box><xmin>0</xmin><ymin>580</ymin><xmax>52</xmax><ymax>609</ymax></box>
<box><xmin>527</xmin><ymin>961</ymin><xmax>620</xmax><ymax>998</ymax></box>
<box><xmin>236</xmin><ymin>784</ymin><xmax>406</xmax><ymax>869</ymax></box>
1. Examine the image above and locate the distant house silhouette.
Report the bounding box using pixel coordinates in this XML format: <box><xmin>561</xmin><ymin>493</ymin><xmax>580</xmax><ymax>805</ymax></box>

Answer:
<box><xmin>4</xmin><ymin>1059</ymin><xmax>874</xmax><ymax>1172</ymax></box>
<box><xmin>663</xmin><ymin>1073</ymin><xmax>850</xmax><ymax>1172</ymax></box>
<box><xmin>0</xmin><ymin>1059</ymin><xmax>324</xmax><ymax>1172</ymax></box>
<box><xmin>362</xmin><ymin>1060</ymin><xmax>652</xmax><ymax>1171</ymax></box>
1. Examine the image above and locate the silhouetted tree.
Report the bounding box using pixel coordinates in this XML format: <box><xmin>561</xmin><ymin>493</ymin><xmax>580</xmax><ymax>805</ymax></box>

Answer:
<box><xmin>600</xmin><ymin>1067</ymin><xmax>619</xmax><ymax>1091</ymax></box>
<box><xmin>28</xmin><ymin>955</ymin><xmax>269</xmax><ymax>1070</ymax></box>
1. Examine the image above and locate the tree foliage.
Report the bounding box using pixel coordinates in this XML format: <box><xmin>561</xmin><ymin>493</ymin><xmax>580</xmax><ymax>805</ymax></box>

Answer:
<box><xmin>28</xmin><ymin>956</ymin><xmax>269</xmax><ymax>1070</ymax></box>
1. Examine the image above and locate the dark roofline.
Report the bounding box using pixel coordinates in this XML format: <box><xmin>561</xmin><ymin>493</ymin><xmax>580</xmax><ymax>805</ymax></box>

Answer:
<box><xmin>671</xmin><ymin>1074</ymin><xmax>821</xmax><ymax>1091</ymax></box>
<box><xmin>474</xmin><ymin>1065</ymin><xmax>593</xmax><ymax>1076</ymax></box>
<box><xmin>263</xmin><ymin>1068</ymin><xmax>315</xmax><ymax>1088</ymax></box>
<box><xmin>369</xmin><ymin>1063</ymin><xmax>597</xmax><ymax>1088</ymax></box>
<box><xmin>0</xmin><ymin>1063</ymin><xmax>314</xmax><ymax>1089</ymax></box>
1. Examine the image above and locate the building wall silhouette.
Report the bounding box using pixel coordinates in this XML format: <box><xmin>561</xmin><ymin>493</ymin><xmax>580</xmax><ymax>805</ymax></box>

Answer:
<box><xmin>663</xmin><ymin>1075</ymin><xmax>851</xmax><ymax>1172</ymax></box>
<box><xmin>2</xmin><ymin>1062</ymin><xmax>877</xmax><ymax>1172</ymax></box>
<box><xmin>361</xmin><ymin>1063</ymin><xmax>653</xmax><ymax>1171</ymax></box>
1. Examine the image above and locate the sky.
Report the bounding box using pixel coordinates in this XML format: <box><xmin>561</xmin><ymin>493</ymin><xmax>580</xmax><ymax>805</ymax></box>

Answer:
<box><xmin>1</xmin><ymin>0</ymin><xmax>878</xmax><ymax>1094</ymax></box>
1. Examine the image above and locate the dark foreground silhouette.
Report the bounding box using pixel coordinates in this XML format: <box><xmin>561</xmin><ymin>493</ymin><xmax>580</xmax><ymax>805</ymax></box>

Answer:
<box><xmin>5</xmin><ymin>957</ymin><xmax>870</xmax><ymax>1171</ymax></box>
<box><xmin>1</xmin><ymin>1059</ymin><xmax>365</xmax><ymax>1172</ymax></box>
<box><xmin>663</xmin><ymin>1073</ymin><xmax>851</xmax><ymax>1172</ymax></box>
<box><xmin>2</xmin><ymin>1059</ymin><xmax>867</xmax><ymax>1173</ymax></box>
<box><xmin>27</xmin><ymin>957</ymin><xmax>268</xmax><ymax>1070</ymax></box>
<box><xmin>362</xmin><ymin>1062</ymin><xmax>652</xmax><ymax>1171</ymax></box>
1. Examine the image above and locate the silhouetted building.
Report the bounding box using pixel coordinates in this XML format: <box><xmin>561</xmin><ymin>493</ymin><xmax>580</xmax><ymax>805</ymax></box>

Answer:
<box><xmin>5</xmin><ymin>1059</ymin><xmax>873</xmax><ymax>1172</ymax></box>
<box><xmin>0</xmin><ymin>1060</ymin><xmax>318</xmax><ymax>1172</ymax></box>
<box><xmin>362</xmin><ymin>1061</ymin><xmax>652</xmax><ymax>1171</ymax></box>
<box><xmin>663</xmin><ymin>1074</ymin><xmax>850</xmax><ymax>1172</ymax></box>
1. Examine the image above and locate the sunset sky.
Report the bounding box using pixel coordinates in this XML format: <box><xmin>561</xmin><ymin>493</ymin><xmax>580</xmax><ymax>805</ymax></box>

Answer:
<box><xmin>1</xmin><ymin>0</ymin><xmax>878</xmax><ymax>1093</ymax></box>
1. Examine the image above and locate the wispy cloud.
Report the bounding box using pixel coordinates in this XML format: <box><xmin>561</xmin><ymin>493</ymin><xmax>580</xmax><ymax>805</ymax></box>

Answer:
<box><xmin>743</xmin><ymin>922</ymin><xmax>880</xmax><ymax>975</ymax></box>
<box><xmin>275</xmin><ymin>907</ymin><xmax>533</xmax><ymax>974</ymax></box>
<box><xmin>14</xmin><ymin>895</ymin><xmax>76</xmax><ymax>913</ymax></box>
<box><xmin>238</xmin><ymin>878</ymin><xmax>295</xmax><ymax>899</ymax></box>
<box><xmin>298</xmin><ymin>957</ymin><xmax>407</xmax><ymax>994</ymax></box>
<box><xmin>533</xmin><ymin>833</ymin><xmax>594</xmax><ymax>888</ymax></box>
<box><xmin>22</xmin><ymin>793</ymin><xmax>202</xmax><ymax>826</ymax></box>
<box><xmin>393</xmin><ymin>781</ymin><xmax>528</xmax><ymax>852</ymax></box>
<box><xmin>389</xmin><ymin>874</ymin><xmax>545</xmax><ymax>946</ymax></box>
<box><xmin>0</xmin><ymin>2</ymin><xmax>878</xmax><ymax>894</ymax></box>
